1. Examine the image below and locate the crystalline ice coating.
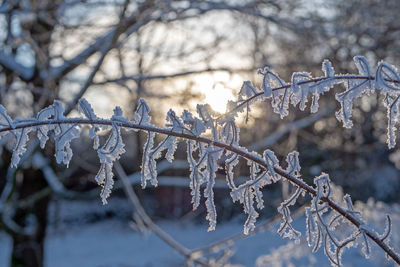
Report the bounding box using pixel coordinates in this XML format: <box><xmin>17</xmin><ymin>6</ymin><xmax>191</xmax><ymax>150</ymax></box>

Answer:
<box><xmin>1</xmin><ymin>57</ymin><xmax>400</xmax><ymax>266</ymax></box>
<box><xmin>322</xmin><ymin>59</ymin><xmax>335</xmax><ymax>78</ymax></box>
<box><xmin>78</xmin><ymin>98</ymin><xmax>97</xmax><ymax>120</ymax></box>
<box><xmin>375</xmin><ymin>62</ymin><xmax>400</xmax><ymax>92</ymax></box>
<box><xmin>11</xmin><ymin>123</ymin><xmax>35</xmax><ymax>167</ymax></box>
<box><xmin>94</xmin><ymin>122</ymin><xmax>126</xmax><ymax>204</ymax></box>
<box><xmin>286</xmin><ymin>151</ymin><xmax>301</xmax><ymax>176</ymax></box>
<box><xmin>260</xmin><ymin>67</ymin><xmax>286</xmax><ymax>98</ymax></box>
<box><xmin>354</xmin><ymin>56</ymin><xmax>372</xmax><ymax>77</ymax></box>
<box><xmin>204</xmin><ymin>146</ymin><xmax>222</xmax><ymax>231</ymax></box>
<box><xmin>221</xmin><ymin>118</ymin><xmax>239</xmax><ymax>146</ymax></box>
<box><xmin>263</xmin><ymin>149</ymin><xmax>279</xmax><ymax>181</ymax></box>
<box><xmin>290</xmin><ymin>72</ymin><xmax>312</xmax><ymax>111</ymax></box>
<box><xmin>182</xmin><ymin>110</ymin><xmax>205</xmax><ymax>137</ymax></box>
<box><xmin>277</xmin><ymin>186</ymin><xmax>302</xmax><ymax>242</ymax></box>
<box><xmin>134</xmin><ymin>98</ymin><xmax>151</xmax><ymax>125</ymax></box>
<box><xmin>239</xmin><ymin>81</ymin><xmax>258</xmax><ymax>99</ymax></box>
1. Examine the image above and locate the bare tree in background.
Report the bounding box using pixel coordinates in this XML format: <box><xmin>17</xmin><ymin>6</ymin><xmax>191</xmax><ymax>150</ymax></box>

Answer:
<box><xmin>0</xmin><ymin>1</ymin><xmax>317</xmax><ymax>266</ymax></box>
<box><xmin>2</xmin><ymin>1</ymin><xmax>399</xmax><ymax>266</ymax></box>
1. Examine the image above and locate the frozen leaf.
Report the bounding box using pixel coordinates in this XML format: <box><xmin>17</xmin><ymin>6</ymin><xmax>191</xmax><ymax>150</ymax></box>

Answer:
<box><xmin>96</xmin><ymin>123</ymin><xmax>126</xmax><ymax>204</ymax></box>
<box><xmin>314</xmin><ymin>172</ymin><xmax>331</xmax><ymax>199</ymax></box>
<box><xmin>239</xmin><ymin>81</ymin><xmax>259</xmax><ymax>99</ymax></box>
<box><xmin>36</xmin><ymin>105</ymin><xmax>56</xmax><ymax>149</ymax></box>
<box><xmin>141</xmin><ymin>131</ymin><xmax>156</xmax><ymax>188</ymax></box>
<box><xmin>263</xmin><ymin>149</ymin><xmax>279</xmax><ymax>181</ymax></box>
<box><xmin>11</xmin><ymin>119</ymin><xmax>35</xmax><ymax>167</ymax></box>
<box><xmin>78</xmin><ymin>98</ymin><xmax>98</xmax><ymax>120</ymax></box>
<box><xmin>220</xmin><ymin>118</ymin><xmax>239</xmax><ymax>146</ymax></box>
<box><xmin>95</xmin><ymin>110</ymin><xmax>126</xmax><ymax>204</ymax></box>
<box><xmin>134</xmin><ymin>98</ymin><xmax>151</xmax><ymax>125</ymax></box>
<box><xmin>231</xmin><ymin>159</ymin><xmax>277</xmax><ymax>234</ymax></box>
<box><xmin>335</xmin><ymin>58</ymin><xmax>374</xmax><ymax>128</ymax></box>
<box><xmin>378</xmin><ymin>215</ymin><xmax>392</xmax><ymax>243</ymax></box>
<box><xmin>322</xmin><ymin>59</ymin><xmax>335</xmax><ymax>78</ymax></box>
<box><xmin>54</xmin><ymin>123</ymin><xmax>80</xmax><ymax>166</ymax></box>
<box><xmin>291</xmin><ymin>72</ymin><xmax>312</xmax><ymax>111</ymax></box>
<box><xmin>259</xmin><ymin>67</ymin><xmax>290</xmax><ymax>117</ymax></box>
<box><xmin>374</xmin><ymin>62</ymin><xmax>400</xmax><ymax>147</ymax></box>
<box><xmin>204</xmin><ymin>146</ymin><xmax>223</xmax><ymax>231</ymax></box>
<box><xmin>78</xmin><ymin>98</ymin><xmax>103</xmax><ymax>149</ymax></box>
<box><xmin>225</xmin><ymin>153</ymin><xmax>239</xmax><ymax>190</ymax></box>
<box><xmin>97</xmin><ymin>124</ymin><xmax>125</xmax><ymax>165</ymax></box>
<box><xmin>140</xmin><ymin>111</ymin><xmax>181</xmax><ymax>187</ymax></box>
<box><xmin>166</xmin><ymin>109</ymin><xmax>184</xmax><ymax>132</ymax></box>
<box><xmin>164</xmin><ymin>136</ymin><xmax>178</xmax><ymax>162</ymax></box>
<box><xmin>95</xmin><ymin>162</ymin><xmax>114</xmax><ymax>204</ymax></box>
<box><xmin>375</xmin><ymin>62</ymin><xmax>400</xmax><ymax>93</ymax></box>
<box><xmin>197</xmin><ymin>104</ymin><xmax>215</xmax><ymax>129</ymax></box>
<box><xmin>259</xmin><ymin>67</ymin><xmax>286</xmax><ymax>98</ymax></box>
<box><xmin>277</xmin><ymin>187</ymin><xmax>302</xmax><ymax>242</ymax></box>
<box><xmin>354</xmin><ymin>56</ymin><xmax>372</xmax><ymax>77</ymax></box>
<box><xmin>51</xmin><ymin>101</ymin><xmax>81</xmax><ymax>166</ymax></box>
<box><xmin>182</xmin><ymin>110</ymin><xmax>205</xmax><ymax>137</ymax></box>
<box><xmin>286</xmin><ymin>151</ymin><xmax>301</xmax><ymax>177</ymax></box>
<box><xmin>231</xmin><ymin>183</ymin><xmax>259</xmax><ymax>234</ymax></box>
<box><xmin>187</xmin><ymin>140</ymin><xmax>207</xmax><ymax>209</ymax></box>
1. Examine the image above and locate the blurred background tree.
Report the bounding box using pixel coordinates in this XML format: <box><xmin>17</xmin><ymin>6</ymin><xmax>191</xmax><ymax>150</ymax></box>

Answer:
<box><xmin>0</xmin><ymin>0</ymin><xmax>399</xmax><ymax>266</ymax></box>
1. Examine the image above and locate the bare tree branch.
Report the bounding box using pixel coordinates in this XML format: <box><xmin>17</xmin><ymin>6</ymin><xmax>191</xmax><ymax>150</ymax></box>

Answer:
<box><xmin>0</xmin><ymin>50</ymin><xmax>34</xmax><ymax>81</ymax></box>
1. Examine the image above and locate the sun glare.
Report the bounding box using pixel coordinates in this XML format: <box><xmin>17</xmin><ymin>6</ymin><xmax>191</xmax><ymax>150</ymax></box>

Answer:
<box><xmin>190</xmin><ymin>71</ymin><xmax>244</xmax><ymax>114</ymax></box>
<box><xmin>204</xmin><ymin>83</ymin><xmax>235</xmax><ymax>113</ymax></box>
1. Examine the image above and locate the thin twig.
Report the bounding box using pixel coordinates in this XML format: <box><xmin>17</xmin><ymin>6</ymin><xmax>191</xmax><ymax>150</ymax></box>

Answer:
<box><xmin>114</xmin><ymin>161</ymin><xmax>210</xmax><ymax>266</ymax></box>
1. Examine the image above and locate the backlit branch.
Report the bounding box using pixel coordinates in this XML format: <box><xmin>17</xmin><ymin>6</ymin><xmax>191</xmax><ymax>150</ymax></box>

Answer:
<box><xmin>1</xmin><ymin>57</ymin><xmax>400</xmax><ymax>266</ymax></box>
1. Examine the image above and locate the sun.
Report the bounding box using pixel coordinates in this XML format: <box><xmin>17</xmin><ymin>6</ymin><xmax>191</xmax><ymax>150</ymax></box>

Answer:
<box><xmin>190</xmin><ymin>71</ymin><xmax>242</xmax><ymax>114</ymax></box>
<box><xmin>204</xmin><ymin>83</ymin><xmax>235</xmax><ymax>113</ymax></box>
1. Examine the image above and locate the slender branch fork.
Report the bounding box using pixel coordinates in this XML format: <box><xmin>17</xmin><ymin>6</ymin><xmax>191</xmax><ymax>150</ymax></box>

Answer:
<box><xmin>3</xmin><ymin>117</ymin><xmax>400</xmax><ymax>264</ymax></box>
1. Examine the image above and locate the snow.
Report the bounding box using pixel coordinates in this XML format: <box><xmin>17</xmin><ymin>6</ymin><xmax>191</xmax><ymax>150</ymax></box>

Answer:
<box><xmin>0</xmin><ymin>196</ymin><xmax>398</xmax><ymax>266</ymax></box>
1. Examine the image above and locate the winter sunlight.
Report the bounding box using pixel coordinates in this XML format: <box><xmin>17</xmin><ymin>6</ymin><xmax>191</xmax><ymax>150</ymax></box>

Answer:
<box><xmin>204</xmin><ymin>83</ymin><xmax>235</xmax><ymax>113</ymax></box>
<box><xmin>192</xmin><ymin>71</ymin><xmax>242</xmax><ymax>113</ymax></box>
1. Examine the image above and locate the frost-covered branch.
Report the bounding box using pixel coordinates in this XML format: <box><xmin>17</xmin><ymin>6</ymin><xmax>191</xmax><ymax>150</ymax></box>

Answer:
<box><xmin>1</xmin><ymin>57</ymin><xmax>400</xmax><ymax>266</ymax></box>
<box><xmin>224</xmin><ymin>56</ymin><xmax>400</xmax><ymax>148</ymax></box>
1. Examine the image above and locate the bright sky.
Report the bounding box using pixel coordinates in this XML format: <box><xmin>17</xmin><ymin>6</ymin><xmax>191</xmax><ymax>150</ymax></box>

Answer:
<box><xmin>204</xmin><ymin>82</ymin><xmax>235</xmax><ymax>113</ymax></box>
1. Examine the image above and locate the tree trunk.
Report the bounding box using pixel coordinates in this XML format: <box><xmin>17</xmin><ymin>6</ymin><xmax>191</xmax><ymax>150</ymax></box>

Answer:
<box><xmin>11</xmin><ymin>169</ymin><xmax>50</xmax><ymax>267</ymax></box>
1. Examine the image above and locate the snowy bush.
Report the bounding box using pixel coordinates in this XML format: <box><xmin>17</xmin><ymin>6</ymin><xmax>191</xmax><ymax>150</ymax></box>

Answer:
<box><xmin>1</xmin><ymin>56</ymin><xmax>400</xmax><ymax>266</ymax></box>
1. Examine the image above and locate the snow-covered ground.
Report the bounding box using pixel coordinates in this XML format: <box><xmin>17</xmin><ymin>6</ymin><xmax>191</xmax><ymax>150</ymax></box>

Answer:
<box><xmin>0</xmin><ymin>197</ymin><xmax>398</xmax><ymax>266</ymax></box>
